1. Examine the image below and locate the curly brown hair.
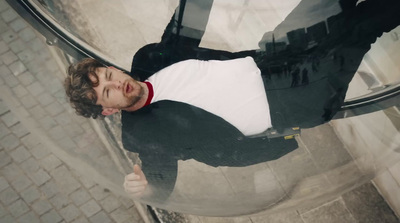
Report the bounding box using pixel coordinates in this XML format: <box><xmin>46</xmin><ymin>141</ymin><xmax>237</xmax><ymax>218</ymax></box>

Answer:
<box><xmin>64</xmin><ymin>58</ymin><xmax>105</xmax><ymax>119</ymax></box>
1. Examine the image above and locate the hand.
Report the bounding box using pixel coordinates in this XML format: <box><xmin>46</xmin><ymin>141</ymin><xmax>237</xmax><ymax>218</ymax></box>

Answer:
<box><xmin>123</xmin><ymin>164</ymin><xmax>148</xmax><ymax>197</ymax></box>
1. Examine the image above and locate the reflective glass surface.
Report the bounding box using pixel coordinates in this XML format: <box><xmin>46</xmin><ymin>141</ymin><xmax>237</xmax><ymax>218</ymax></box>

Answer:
<box><xmin>4</xmin><ymin>0</ymin><xmax>400</xmax><ymax>216</ymax></box>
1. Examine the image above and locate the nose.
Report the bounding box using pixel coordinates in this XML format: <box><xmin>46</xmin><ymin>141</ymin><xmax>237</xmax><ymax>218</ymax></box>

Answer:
<box><xmin>111</xmin><ymin>80</ymin><xmax>122</xmax><ymax>90</ymax></box>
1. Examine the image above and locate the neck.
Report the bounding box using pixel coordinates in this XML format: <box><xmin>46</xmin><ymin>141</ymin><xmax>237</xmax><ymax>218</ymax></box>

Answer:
<box><xmin>124</xmin><ymin>81</ymin><xmax>149</xmax><ymax>112</ymax></box>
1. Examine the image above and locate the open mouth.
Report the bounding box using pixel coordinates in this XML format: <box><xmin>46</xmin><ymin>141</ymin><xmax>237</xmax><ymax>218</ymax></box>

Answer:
<box><xmin>125</xmin><ymin>82</ymin><xmax>132</xmax><ymax>94</ymax></box>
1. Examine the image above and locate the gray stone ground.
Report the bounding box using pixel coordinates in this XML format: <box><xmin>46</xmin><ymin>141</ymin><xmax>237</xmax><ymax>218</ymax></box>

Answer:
<box><xmin>0</xmin><ymin>0</ymin><xmax>399</xmax><ymax>222</ymax></box>
<box><xmin>0</xmin><ymin>1</ymin><xmax>145</xmax><ymax>222</ymax></box>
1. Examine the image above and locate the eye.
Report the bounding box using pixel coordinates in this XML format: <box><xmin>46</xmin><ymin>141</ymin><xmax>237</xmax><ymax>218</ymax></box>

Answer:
<box><xmin>109</xmin><ymin>71</ymin><xmax>113</xmax><ymax>80</ymax></box>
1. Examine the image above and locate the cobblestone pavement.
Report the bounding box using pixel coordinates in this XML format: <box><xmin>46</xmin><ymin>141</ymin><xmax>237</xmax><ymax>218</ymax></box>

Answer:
<box><xmin>0</xmin><ymin>0</ymin><xmax>145</xmax><ymax>222</ymax></box>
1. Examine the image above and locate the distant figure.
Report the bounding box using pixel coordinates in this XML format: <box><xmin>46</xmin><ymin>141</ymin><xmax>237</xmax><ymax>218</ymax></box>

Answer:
<box><xmin>302</xmin><ymin>68</ymin><xmax>309</xmax><ymax>85</ymax></box>
<box><xmin>291</xmin><ymin>67</ymin><xmax>301</xmax><ymax>87</ymax></box>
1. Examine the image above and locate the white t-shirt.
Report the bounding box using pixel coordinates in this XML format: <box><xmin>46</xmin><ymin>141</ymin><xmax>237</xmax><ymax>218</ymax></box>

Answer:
<box><xmin>146</xmin><ymin>57</ymin><xmax>272</xmax><ymax>136</ymax></box>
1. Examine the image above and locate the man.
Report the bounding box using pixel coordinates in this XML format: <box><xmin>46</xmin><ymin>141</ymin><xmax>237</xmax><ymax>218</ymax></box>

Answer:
<box><xmin>64</xmin><ymin>0</ymin><xmax>400</xmax><ymax>202</ymax></box>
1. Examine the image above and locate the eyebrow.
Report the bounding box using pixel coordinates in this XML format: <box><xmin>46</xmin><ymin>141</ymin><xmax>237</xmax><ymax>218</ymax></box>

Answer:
<box><xmin>101</xmin><ymin>68</ymin><xmax>108</xmax><ymax>99</ymax></box>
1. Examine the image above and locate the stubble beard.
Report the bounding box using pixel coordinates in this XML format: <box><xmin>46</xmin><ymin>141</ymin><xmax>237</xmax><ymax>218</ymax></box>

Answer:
<box><xmin>123</xmin><ymin>83</ymin><xmax>144</xmax><ymax>109</ymax></box>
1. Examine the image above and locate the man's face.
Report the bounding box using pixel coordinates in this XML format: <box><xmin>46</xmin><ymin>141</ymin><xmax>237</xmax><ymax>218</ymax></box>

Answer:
<box><xmin>92</xmin><ymin>67</ymin><xmax>144</xmax><ymax>113</ymax></box>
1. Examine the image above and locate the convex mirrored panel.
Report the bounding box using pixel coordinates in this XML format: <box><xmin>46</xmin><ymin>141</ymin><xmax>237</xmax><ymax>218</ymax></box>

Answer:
<box><xmin>5</xmin><ymin>0</ymin><xmax>400</xmax><ymax>216</ymax></box>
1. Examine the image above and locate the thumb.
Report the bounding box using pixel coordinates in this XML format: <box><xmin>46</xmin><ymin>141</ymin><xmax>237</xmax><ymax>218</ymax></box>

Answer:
<box><xmin>133</xmin><ymin>164</ymin><xmax>145</xmax><ymax>179</ymax></box>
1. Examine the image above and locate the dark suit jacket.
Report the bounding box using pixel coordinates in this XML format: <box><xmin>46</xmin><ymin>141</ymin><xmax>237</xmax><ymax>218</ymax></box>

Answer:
<box><xmin>121</xmin><ymin>101</ymin><xmax>298</xmax><ymax>201</ymax></box>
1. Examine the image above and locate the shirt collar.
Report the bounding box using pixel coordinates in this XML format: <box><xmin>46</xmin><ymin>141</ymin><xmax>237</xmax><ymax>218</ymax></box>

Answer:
<box><xmin>143</xmin><ymin>81</ymin><xmax>154</xmax><ymax>107</ymax></box>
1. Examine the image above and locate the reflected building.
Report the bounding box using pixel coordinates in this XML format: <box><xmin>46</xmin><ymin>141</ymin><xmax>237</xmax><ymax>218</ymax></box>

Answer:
<box><xmin>287</xmin><ymin>28</ymin><xmax>308</xmax><ymax>51</ymax></box>
<box><xmin>306</xmin><ymin>21</ymin><xmax>328</xmax><ymax>44</ymax></box>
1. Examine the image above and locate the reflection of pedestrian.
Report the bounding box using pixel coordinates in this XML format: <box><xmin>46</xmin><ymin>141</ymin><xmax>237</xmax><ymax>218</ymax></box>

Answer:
<box><xmin>312</xmin><ymin>60</ymin><xmax>318</xmax><ymax>73</ymax></box>
<box><xmin>339</xmin><ymin>55</ymin><xmax>345</xmax><ymax>71</ymax></box>
<box><xmin>291</xmin><ymin>67</ymin><xmax>300</xmax><ymax>87</ymax></box>
<box><xmin>301</xmin><ymin>68</ymin><xmax>309</xmax><ymax>85</ymax></box>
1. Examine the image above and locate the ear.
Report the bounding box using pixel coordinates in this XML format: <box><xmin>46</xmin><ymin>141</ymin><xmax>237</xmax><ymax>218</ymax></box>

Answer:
<box><xmin>101</xmin><ymin>108</ymin><xmax>119</xmax><ymax>116</ymax></box>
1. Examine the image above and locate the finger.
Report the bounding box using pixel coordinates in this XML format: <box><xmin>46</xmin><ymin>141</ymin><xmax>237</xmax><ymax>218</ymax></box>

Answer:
<box><xmin>125</xmin><ymin>174</ymin><xmax>141</xmax><ymax>181</ymax></box>
<box><xmin>133</xmin><ymin>164</ymin><xmax>142</xmax><ymax>175</ymax></box>
<box><xmin>125</xmin><ymin>181</ymin><xmax>148</xmax><ymax>189</ymax></box>
<box><xmin>125</xmin><ymin>185</ymin><xmax>147</xmax><ymax>194</ymax></box>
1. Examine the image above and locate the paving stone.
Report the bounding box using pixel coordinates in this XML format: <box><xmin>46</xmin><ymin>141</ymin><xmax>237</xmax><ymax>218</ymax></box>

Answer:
<box><xmin>12</xmin><ymin>85</ymin><xmax>28</xmax><ymax>98</ymax></box>
<box><xmin>9</xmin><ymin>60</ymin><xmax>27</xmax><ymax>76</ymax></box>
<box><xmin>0</xmin><ymin>100</ymin><xmax>9</xmax><ymax>115</ymax></box>
<box><xmin>0</xmin><ymin>0</ymin><xmax>10</xmax><ymax>11</ymax></box>
<box><xmin>119</xmin><ymin>196</ymin><xmax>135</xmax><ymax>209</ymax></box>
<box><xmin>0</xmin><ymin>176</ymin><xmax>9</xmax><ymax>192</ymax></box>
<box><xmin>0</xmin><ymin>50</ymin><xmax>17</xmax><ymax>65</ymax></box>
<box><xmin>70</xmin><ymin>188</ymin><xmax>91</xmax><ymax>206</ymax></box>
<box><xmin>40</xmin><ymin>180</ymin><xmax>59</xmax><ymax>198</ymax></box>
<box><xmin>50</xmin><ymin>194</ymin><xmax>70</xmax><ymax>210</ymax></box>
<box><xmin>59</xmin><ymin>204</ymin><xmax>81</xmax><ymax>222</ymax></box>
<box><xmin>8</xmin><ymin>39</ymin><xmax>25</xmax><ymax>53</ymax></box>
<box><xmin>17</xmin><ymin>71</ymin><xmax>35</xmax><ymax>86</ymax></box>
<box><xmin>20</xmin><ymin>133</ymin><xmax>40</xmax><ymax>148</ymax></box>
<box><xmin>99</xmin><ymin>194</ymin><xmax>121</xmax><ymax>213</ymax></box>
<box><xmin>0</xmin><ymin>133</ymin><xmax>19</xmax><ymax>151</ymax></box>
<box><xmin>1</xmin><ymin>111</ymin><xmax>18</xmax><ymax>127</ymax></box>
<box><xmin>0</xmin><ymin>203</ymin><xmax>6</xmax><ymax>218</ymax></box>
<box><xmin>9</xmin><ymin>18</ymin><xmax>27</xmax><ymax>32</ymax></box>
<box><xmin>19</xmin><ymin>27</ymin><xmax>36</xmax><ymax>42</ymax></box>
<box><xmin>20</xmin><ymin>157</ymin><xmax>40</xmax><ymax>174</ymax></box>
<box><xmin>29</xmin><ymin>37</ymin><xmax>46</xmax><ymax>52</ymax></box>
<box><xmin>48</xmin><ymin>125</ymin><xmax>68</xmax><ymax>141</ymax></box>
<box><xmin>30</xmin><ymin>104</ymin><xmax>47</xmax><ymax>120</ymax></box>
<box><xmin>20</xmin><ymin>94</ymin><xmax>38</xmax><ymax>108</ymax></box>
<box><xmin>80</xmin><ymin>199</ymin><xmax>101</xmax><ymax>218</ymax></box>
<box><xmin>48</xmin><ymin>79</ymin><xmax>64</xmax><ymax>95</ymax></box>
<box><xmin>0</xmin><ymin>150</ymin><xmax>12</xmax><ymax>168</ymax></box>
<box><xmin>0</xmin><ymin>214</ymin><xmax>16</xmax><ymax>223</ymax></box>
<box><xmin>64</xmin><ymin>123</ymin><xmax>85</xmax><ymax>138</ymax></box>
<box><xmin>1</xmin><ymin>162</ymin><xmax>23</xmax><ymax>181</ymax></box>
<box><xmin>342</xmin><ymin>183</ymin><xmax>399</xmax><ymax>223</ymax></box>
<box><xmin>38</xmin><ymin>116</ymin><xmax>57</xmax><ymax>130</ymax></box>
<box><xmin>35</xmin><ymin>49</ymin><xmax>51</xmax><ymax>63</ymax></box>
<box><xmin>9</xmin><ymin>145</ymin><xmax>31</xmax><ymax>163</ymax></box>
<box><xmin>29</xmin><ymin>168</ymin><xmax>51</xmax><ymax>186</ymax></box>
<box><xmin>71</xmin><ymin>216</ymin><xmax>90</xmax><ymax>223</ymax></box>
<box><xmin>89</xmin><ymin>211</ymin><xmax>112</xmax><ymax>223</ymax></box>
<box><xmin>89</xmin><ymin>185</ymin><xmax>110</xmax><ymax>201</ymax></box>
<box><xmin>51</xmin><ymin>165</ymin><xmax>73</xmax><ymax>182</ymax></box>
<box><xmin>20</xmin><ymin>185</ymin><xmax>41</xmax><ymax>204</ymax></box>
<box><xmin>0</xmin><ymin>122</ymin><xmax>10</xmax><ymax>139</ymax></box>
<box><xmin>0</xmin><ymin>40</ymin><xmax>8</xmax><ymax>54</ymax></box>
<box><xmin>37</xmin><ymin>92</ymin><xmax>55</xmax><ymax>106</ymax></box>
<box><xmin>40</xmin><ymin>154</ymin><xmax>62</xmax><ymax>172</ymax></box>
<box><xmin>40</xmin><ymin>209</ymin><xmax>63</xmax><ymax>223</ymax></box>
<box><xmin>10</xmin><ymin>122</ymin><xmax>29</xmax><ymax>137</ymax></box>
<box><xmin>26</xmin><ymin>81</ymin><xmax>45</xmax><ymax>96</ymax></box>
<box><xmin>18</xmin><ymin>211</ymin><xmax>41</xmax><ymax>223</ymax></box>
<box><xmin>17</xmin><ymin>48</ymin><xmax>36</xmax><ymax>63</ymax></box>
<box><xmin>31</xmin><ymin>143</ymin><xmax>51</xmax><ymax>160</ymax></box>
<box><xmin>11</xmin><ymin>174</ymin><xmax>32</xmax><ymax>192</ymax></box>
<box><xmin>58</xmin><ymin>137</ymin><xmax>78</xmax><ymax>151</ymax></box>
<box><xmin>54</xmin><ymin>112</ymin><xmax>74</xmax><ymax>126</ymax></box>
<box><xmin>45</xmin><ymin>101</ymin><xmax>64</xmax><ymax>116</ymax></box>
<box><xmin>0</xmin><ymin>186</ymin><xmax>19</xmax><ymax>205</ymax></box>
<box><xmin>1</xmin><ymin>7</ymin><xmax>17</xmax><ymax>22</ymax></box>
<box><xmin>0</xmin><ymin>17</ymin><xmax>7</xmax><ymax>32</ymax></box>
<box><xmin>110</xmin><ymin>206</ymin><xmax>132</xmax><ymax>223</ymax></box>
<box><xmin>301</xmin><ymin>198</ymin><xmax>357</xmax><ymax>223</ymax></box>
<box><xmin>32</xmin><ymin>199</ymin><xmax>53</xmax><ymax>215</ymax></box>
<box><xmin>24</xmin><ymin>59</ymin><xmax>43</xmax><ymax>75</ymax></box>
<box><xmin>1</xmin><ymin>29</ymin><xmax>18</xmax><ymax>43</ymax></box>
<box><xmin>9</xmin><ymin>199</ymin><xmax>29</xmax><ymax>217</ymax></box>
<box><xmin>2</xmin><ymin>70</ymin><xmax>19</xmax><ymax>87</ymax></box>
